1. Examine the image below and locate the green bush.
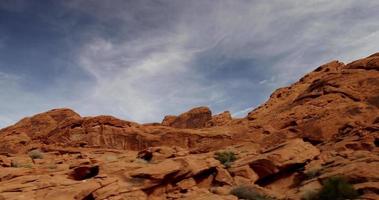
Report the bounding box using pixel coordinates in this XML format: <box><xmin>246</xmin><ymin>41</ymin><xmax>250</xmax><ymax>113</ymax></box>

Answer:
<box><xmin>28</xmin><ymin>149</ymin><xmax>44</xmax><ymax>159</ymax></box>
<box><xmin>302</xmin><ymin>176</ymin><xmax>359</xmax><ymax>200</ymax></box>
<box><xmin>214</xmin><ymin>151</ymin><xmax>237</xmax><ymax>167</ymax></box>
<box><xmin>304</xmin><ymin>167</ymin><xmax>322</xmax><ymax>179</ymax></box>
<box><xmin>230</xmin><ymin>185</ymin><xmax>273</xmax><ymax>200</ymax></box>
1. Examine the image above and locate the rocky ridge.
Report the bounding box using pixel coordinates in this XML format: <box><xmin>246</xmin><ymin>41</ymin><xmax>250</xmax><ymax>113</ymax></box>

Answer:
<box><xmin>0</xmin><ymin>53</ymin><xmax>378</xmax><ymax>199</ymax></box>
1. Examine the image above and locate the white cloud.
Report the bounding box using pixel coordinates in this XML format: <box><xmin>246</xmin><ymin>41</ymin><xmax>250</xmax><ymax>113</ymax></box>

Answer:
<box><xmin>232</xmin><ymin>106</ymin><xmax>255</xmax><ymax>118</ymax></box>
<box><xmin>72</xmin><ymin>0</ymin><xmax>379</xmax><ymax>122</ymax></box>
<box><xmin>77</xmin><ymin>32</ymin><xmax>225</xmax><ymax>122</ymax></box>
<box><xmin>1</xmin><ymin>0</ymin><xmax>379</xmax><ymax>127</ymax></box>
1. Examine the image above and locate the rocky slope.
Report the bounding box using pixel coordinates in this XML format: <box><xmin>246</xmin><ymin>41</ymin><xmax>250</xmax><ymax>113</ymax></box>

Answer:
<box><xmin>0</xmin><ymin>53</ymin><xmax>378</xmax><ymax>200</ymax></box>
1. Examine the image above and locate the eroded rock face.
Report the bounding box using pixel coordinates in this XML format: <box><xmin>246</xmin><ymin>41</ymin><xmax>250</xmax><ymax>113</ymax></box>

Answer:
<box><xmin>206</xmin><ymin>111</ymin><xmax>233</xmax><ymax>127</ymax></box>
<box><xmin>0</xmin><ymin>53</ymin><xmax>379</xmax><ymax>199</ymax></box>
<box><xmin>162</xmin><ymin>107</ymin><xmax>212</xmax><ymax>129</ymax></box>
<box><xmin>161</xmin><ymin>115</ymin><xmax>177</xmax><ymax>126</ymax></box>
<box><xmin>231</xmin><ymin>139</ymin><xmax>320</xmax><ymax>182</ymax></box>
<box><xmin>247</xmin><ymin>55</ymin><xmax>379</xmax><ymax>143</ymax></box>
<box><xmin>0</xmin><ymin>111</ymin><xmax>241</xmax><ymax>153</ymax></box>
<box><xmin>137</xmin><ymin>146</ymin><xmax>189</xmax><ymax>162</ymax></box>
<box><xmin>0</xmin><ymin>108</ymin><xmax>80</xmax><ymax>153</ymax></box>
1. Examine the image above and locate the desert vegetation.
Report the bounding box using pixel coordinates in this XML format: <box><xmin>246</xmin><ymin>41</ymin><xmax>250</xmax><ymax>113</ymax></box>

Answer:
<box><xmin>302</xmin><ymin>176</ymin><xmax>359</xmax><ymax>200</ymax></box>
<box><xmin>214</xmin><ymin>150</ymin><xmax>237</xmax><ymax>168</ymax></box>
<box><xmin>28</xmin><ymin>149</ymin><xmax>44</xmax><ymax>159</ymax></box>
<box><xmin>230</xmin><ymin>185</ymin><xmax>274</xmax><ymax>200</ymax></box>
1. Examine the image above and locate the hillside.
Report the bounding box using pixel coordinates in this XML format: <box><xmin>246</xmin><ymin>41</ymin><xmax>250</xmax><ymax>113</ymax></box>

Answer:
<box><xmin>0</xmin><ymin>53</ymin><xmax>378</xmax><ymax>200</ymax></box>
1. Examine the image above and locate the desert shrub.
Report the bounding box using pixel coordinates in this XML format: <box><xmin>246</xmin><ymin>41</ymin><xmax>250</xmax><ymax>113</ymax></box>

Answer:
<box><xmin>46</xmin><ymin>163</ymin><xmax>58</xmax><ymax>170</ymax></box>
<box><xmin>10</xmin><ymin>161</ymin><xmax>20</xmax><ymax>168</ymax></box>
<box><xmin>302</xmin><ymin>176</ymin><xmax>359</xmax><ymax>200</ymax></box>
<box><xmin>28</xmin><ymin>149</ymin><xmax>44</xmax><ymax>159</ymax></box>
<box><xmin>11</xmin><ymin>161</ymin><xmax>33</xmax><ymax>168</ymax></box>
<box><xmin>301</xmin><ymin>190</ymin><xmax>319</xmax><ymax>200</ymax></box>
<box><xmin>230</xmin><ymin>185</ymin><xmax>273</xmax><ymax>200</ymax></box>
<box><xmin>214</xmin><ymin>151</ymin><xmax>237</xmax><ymax>167</ymax></box>
<box><xmin>304</xmin><ymin>167</ymin><xmax>322</xmax><ymax>179</ymax></box>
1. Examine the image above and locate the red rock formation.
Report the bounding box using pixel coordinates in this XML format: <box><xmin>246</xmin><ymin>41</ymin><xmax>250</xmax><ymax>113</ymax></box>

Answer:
<box><xmin>162</xmin><ymin>106</ymin><xmax>212</xmax><ymax>128</ymax></box>
<box><xmin>0</xmin><ymin>53</ymin><xmax>379</xmax><ymax>199</ymax></box>
<box><xmin>206</xmin><ymin>111</ymin><xmax>233</xmax><ymax>127</ymax></box>
<box><xmin>0</xmin><ymin>108</ymin><xmax>80</xmax><ymax>153</ymax></box>
<box><xmin>0</xmin><ymin>108</ymin><xmax>245</xmax><ymax>153</ymax></box>
<box><xmin>247</xmin><ymin>56</ymin><xmax>379</xmax><ymax>143</ymax></box>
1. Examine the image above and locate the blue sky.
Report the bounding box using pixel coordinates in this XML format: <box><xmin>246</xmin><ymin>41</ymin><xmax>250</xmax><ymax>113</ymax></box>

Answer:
<box><xmin>1</xmin><ymin>0</ymin><xmax>379</xmax><ymax>127</ymax></box>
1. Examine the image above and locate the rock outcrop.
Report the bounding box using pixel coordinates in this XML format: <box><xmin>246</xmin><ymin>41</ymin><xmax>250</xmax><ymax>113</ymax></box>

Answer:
<box><xmin>162</xmin><ymin>107</ymin><xmax>212</xmax><ymax>129</ymax></box>
<box><xmin>206</xmin><ymin>111</ymin><xmax>233</xmax><ymax>127</ymax></box>
<box><xmin>0</xmin><ymin>108</ymin><xmax>81</xmax><ymax>153</ymax></box>
<box><xmin>0</xmin><ymin>111</ymin><xmax>244</xmax><ymax>153</ymax></box>
<box><xmin>248</xmin><ymin>55</ymin><xmax>379</xmax><ymax>143</ymax></box>
<box><xmin>1</xmin><ymin>53</ymin><xmax>379</xmax><ymax>199</ymax></box>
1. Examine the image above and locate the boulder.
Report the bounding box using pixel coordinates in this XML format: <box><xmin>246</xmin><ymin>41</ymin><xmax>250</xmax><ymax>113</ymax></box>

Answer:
<box><xmin>215</xmin><ymin>166</ymin><xmax>234</xmax><ymax>185</ymax></box>
<box><xmin>129</xmin><ymin>159</ymin><xmax>182</xmax><ymax>180</ymax></box>
<box><xmin>228</xmin><ymin>165</ymin><xmax>259</xmax><ymax>183</ymax></box>
<box><xmin>176</xmin><ymin>178</ymin><xmax>196</xmax><ymax>190</ymax></box>
<box><xmin>233</xmin><ymin>139</ymin><xmax>320</xmax><ymax>180</ymax></box>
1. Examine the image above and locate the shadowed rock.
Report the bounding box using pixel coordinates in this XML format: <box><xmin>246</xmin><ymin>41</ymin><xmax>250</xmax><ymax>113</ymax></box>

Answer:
<box><xmin>71</xmin><ymin>165</ymin><xmax>99</xmax><ymax>181</ymax></box>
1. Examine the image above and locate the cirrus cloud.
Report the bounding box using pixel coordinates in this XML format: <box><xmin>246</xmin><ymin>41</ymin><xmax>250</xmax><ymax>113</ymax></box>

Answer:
<box><xmin>0</xmin><ymin>0</ymin><xmax>379</xmax><ymax>127</ymax></box>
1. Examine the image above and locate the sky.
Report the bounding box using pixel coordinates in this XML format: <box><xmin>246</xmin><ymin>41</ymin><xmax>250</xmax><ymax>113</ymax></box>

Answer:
<box><xmin>0</xmin><ymin>0</ymin><xmax>379</xmax><ymax>128</ymax></box>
